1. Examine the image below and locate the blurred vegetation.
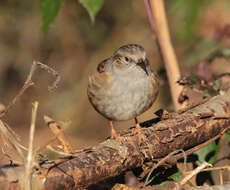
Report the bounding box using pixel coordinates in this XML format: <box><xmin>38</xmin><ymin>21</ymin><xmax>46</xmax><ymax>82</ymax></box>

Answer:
<box><xmin>1</xmin><ymin>0</ymin><xmax>230</xmax><ymax>187</ymax></box>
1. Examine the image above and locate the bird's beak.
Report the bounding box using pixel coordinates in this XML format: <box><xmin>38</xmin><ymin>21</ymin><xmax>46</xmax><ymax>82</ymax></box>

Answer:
<box><xmin>137</xmin><ymin>59</ymin><xmax>149</xmax><ymax>75</ymax></box>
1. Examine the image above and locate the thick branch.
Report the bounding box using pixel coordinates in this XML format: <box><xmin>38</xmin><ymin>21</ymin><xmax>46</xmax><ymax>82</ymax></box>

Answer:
<box><xmin>41</xmin><ymin>90</ymin><xmax>230</xmax><ymax>189</ymax></box>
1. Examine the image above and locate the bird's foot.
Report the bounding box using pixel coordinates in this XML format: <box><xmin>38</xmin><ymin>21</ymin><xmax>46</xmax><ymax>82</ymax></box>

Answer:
<box><xmin>111</xmin><ymin>128</ymin><xmax>123</xmax><ymax>142</ymax></box>
<box><xmin>132</xmin><ymin>123</ymin><xmax>147</xmax><ymax>143</ymax></box>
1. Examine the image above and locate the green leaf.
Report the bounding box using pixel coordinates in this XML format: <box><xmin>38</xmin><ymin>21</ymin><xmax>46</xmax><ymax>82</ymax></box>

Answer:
<box><xmin>42</xmin><ymin>0</ymin><xmax>64</xmax><ymax>33</ymax></box>
<box><xmin>168</xmin><ymin>170</ymin><xmax>182</xmax><ymax>182</ymax></box>
<box><xmin>194</xmin><ymin>141</ymin><xmax>219</xmax><ymax>164</ymax></box>
<box><xmin>79</xmin><ymin>0</ymin><xmax>104</xmax><ymax>22</ymax></box>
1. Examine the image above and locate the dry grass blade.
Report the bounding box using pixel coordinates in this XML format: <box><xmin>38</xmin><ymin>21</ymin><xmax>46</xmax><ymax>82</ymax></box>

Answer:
<box><xmin>0</xmin><ymin>120</ymin><xmax>27</xmax><ymax>161</ymax></box>
<box><xmin>46</xmin><ymin>145</ymin><xmax>73</xmax><ymax>156</ymax></box>
<box><xmin>24</xmin><ymin>101</ymin><xmax>39</xmax><ymax>190</ymax></box>
<box><xmin>34</xmin><ymin>136</ymin><xmax>58</xmax><ymax>155</ymax></box>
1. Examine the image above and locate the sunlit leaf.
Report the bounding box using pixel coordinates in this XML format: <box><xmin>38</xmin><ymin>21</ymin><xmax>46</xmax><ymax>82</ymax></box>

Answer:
<box><xmin>79</xmin><ymin>0</ymin><xmax>104</xmax><ymax>22</ymax></box>
<box><xmin>42</xmin><ymin>0</ymin><xmax>63</xmax><ymax>33</ymax></box>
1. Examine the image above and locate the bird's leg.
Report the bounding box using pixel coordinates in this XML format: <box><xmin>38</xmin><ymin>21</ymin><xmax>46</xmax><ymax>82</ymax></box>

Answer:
<box><xmin>109</xmin><ymin>120</ymin><xmax>122</xmax><ymax>141</ymax></box>
<box><xmin>132</xmin><ymin>117</ymin><xmax>146</xmax><ymax>142</ymax></box>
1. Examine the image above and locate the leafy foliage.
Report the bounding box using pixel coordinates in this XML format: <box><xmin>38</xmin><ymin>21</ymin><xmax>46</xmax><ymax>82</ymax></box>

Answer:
<box><xmin>79</xmin><ymin>0</ymin><xmax>104</xmax><ymax>22</ymax></box>
<box><xmin>41</xmin><ymin>0</ymin><xmax>104</xmax><ymax>33</ymax></box>
<box><xmin>41</xmin><ymin>0</ymin><xmax>64</xmax><ymax>33</ymax></box>
<box><xmin>167</xmin><ymin>170</ymin><xmax>182</xmax><ymax>182</ymax></box>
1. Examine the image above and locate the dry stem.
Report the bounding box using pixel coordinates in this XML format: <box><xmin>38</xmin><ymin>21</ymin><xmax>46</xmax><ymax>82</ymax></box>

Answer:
<box><xmin>24</xmin><ymin>101</ymin><xmax>39</xmax><ymax>190</ymax></box>
<box><xmin>0</xmin><ymin>120</ymin><xmax>26</xmax><ymax>161</ymax></box>
<box><xmin>145</xmin><ymin>0</ymin><xmax>184</xmax><ymax>110</ymax></box>
<box><xmin>44</xmin><ymin>115</ymin><xmax>74</xmax><ymax>154</ymax></box>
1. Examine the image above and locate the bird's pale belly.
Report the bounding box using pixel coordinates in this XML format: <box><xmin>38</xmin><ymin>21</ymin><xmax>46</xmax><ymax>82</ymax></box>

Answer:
<box><xmin>94</xmin><ymin>78</ymin><xmax>156</xmax><ymax>121</ymax></box>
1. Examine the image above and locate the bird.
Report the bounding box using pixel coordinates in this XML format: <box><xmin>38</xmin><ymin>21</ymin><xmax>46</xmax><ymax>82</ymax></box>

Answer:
<box><xmin>87</xmin><ymin>44</ymin><xmax>159</xmax><ymax>141</ymax></box>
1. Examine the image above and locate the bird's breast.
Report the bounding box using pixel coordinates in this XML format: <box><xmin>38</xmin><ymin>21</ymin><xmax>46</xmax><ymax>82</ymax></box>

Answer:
<box><xmin>90</xmin><ymin>73</ymin><xmax>157</xmax><ymax>121</ymax></box>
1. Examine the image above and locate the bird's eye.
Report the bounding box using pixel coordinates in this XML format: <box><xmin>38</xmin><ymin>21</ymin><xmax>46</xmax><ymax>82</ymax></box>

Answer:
<box><xmin>125</xmin><ymin>57</ymin><xmax>129</xmax><ymax>62</ymax></box>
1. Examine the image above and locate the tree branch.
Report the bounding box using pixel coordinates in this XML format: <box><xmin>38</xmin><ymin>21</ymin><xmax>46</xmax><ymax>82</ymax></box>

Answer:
<box><xmin>41</xmin><ymin>89</ymin><xmax>230</xmax><ymax>189</ymax></box>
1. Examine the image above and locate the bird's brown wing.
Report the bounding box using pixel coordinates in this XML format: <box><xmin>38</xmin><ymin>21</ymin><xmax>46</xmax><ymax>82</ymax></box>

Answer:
<box><xmin>88</xmin><ymin>72</ymin><xmax>113</xmax><ymax>90</ymax></box>
<box><xmin>87</xmin><ymin>72</ymin><xmax>113</xmax><ymax>108</ymax></box>
<box><xmin>150</xmin><ymin>72</ymin><xmax>160</xmax><ymax>95</ymax></box>
<box><xmin>97</xmin><ymin>58</ymin><xmax>110</xmax><ymax>73</ymax></box>
<box><xmin>88</xmin><ymin>57</ymin><xmax>114</xmax><ymax>104</ymax></box>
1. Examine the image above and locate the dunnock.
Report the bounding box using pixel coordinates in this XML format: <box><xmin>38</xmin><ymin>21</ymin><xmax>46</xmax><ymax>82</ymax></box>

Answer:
<box><xmin>87</xmin><ymin>44</ymin><xmax>159</xmax><ymax>141</ymax></box>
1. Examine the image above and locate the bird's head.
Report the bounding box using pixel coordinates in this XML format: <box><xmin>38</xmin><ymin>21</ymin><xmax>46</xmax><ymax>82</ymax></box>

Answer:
<box><xmin>112</xmin><ymin>44</ymin><xmax>150</xmax><ymax>76</ymax></box>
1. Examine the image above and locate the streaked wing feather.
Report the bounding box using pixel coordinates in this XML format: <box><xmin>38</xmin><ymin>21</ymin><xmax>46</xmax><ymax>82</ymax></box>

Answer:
<box><xmin>97</xmin><ymin>58</ymin><xmax>110</xmax><ymax>73</ymax></box>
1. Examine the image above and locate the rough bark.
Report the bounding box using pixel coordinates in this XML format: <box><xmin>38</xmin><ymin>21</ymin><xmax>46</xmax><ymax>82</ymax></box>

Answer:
<box><xmin>42</xmin><ymin>90</ymin><xmax>230</xmax><ymax>189</ymax></box>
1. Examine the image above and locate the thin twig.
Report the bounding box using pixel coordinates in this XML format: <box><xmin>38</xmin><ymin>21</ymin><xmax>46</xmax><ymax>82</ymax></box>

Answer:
<box><xmin>0</xmin><ymin>61</ymin><xmax>60</xmax><ymax>119</ymax></box>
<box><xmin>173</xmin><ymin>162</ymin><xmax>212</xmax><ymax>190</ymax></box>
<box><xmin>24</xmin><ymin>101</ymin><xmax>39</xmax><ymax>190</ymax></box>
<box><xmin>35</xmin><ymin>62</ymin><xmax>61</xmax><ymax>91</ymax></box>
<box><xmin>144</xmin><ymin>149</ymin><xmax>187</xmax><ymax>186</ymax></box>
<box><xmin>144</xmin><ymin>0</ymin><xmax>156</xmax><ymax>35</ymax></box>
<box><xmin>144</xmin><ymin>130</ymin><xmax>226</xmax><ymax>186</ymax></box>
<box><xmin>0</xmin><ymin>62</ymin><xmax>36</xmax><ymax>118</ymax></box>
<box><xmin>149</xmin><ymin>131</ymin><xmax>224</xmax><ymax>168</ymax></box>
<box><xmin>190</xmin><ymin>165</ymin><xmax>230</xmax><ymax>173</ymax></box>
<box><xmin>34</xmin><ymin>136</ymin><xmax>59</xmax><ymax>155</ymax></box>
